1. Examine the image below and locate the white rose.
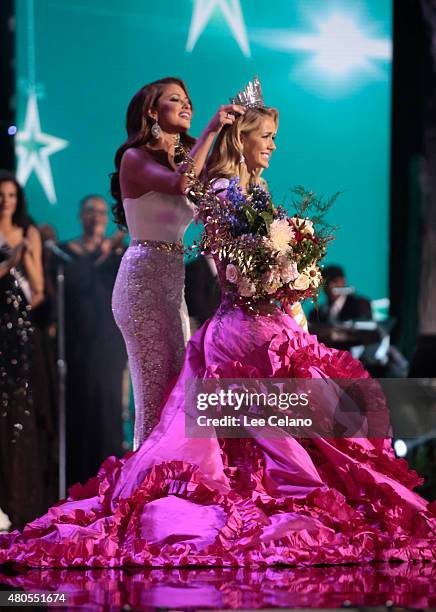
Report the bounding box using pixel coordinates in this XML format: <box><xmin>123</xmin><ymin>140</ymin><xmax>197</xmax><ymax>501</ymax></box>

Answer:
<box><xmin>293</xmin><ymin>273</ymin><xmax>310</xmax><ymax>291</ymax></box>
<box><xmin>226</xmin><ymin>264</ymin><xmax>240</xmax><ymax>284</ymax></box>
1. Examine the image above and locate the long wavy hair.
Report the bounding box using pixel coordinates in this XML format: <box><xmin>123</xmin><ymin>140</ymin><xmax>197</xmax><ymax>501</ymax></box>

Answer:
<box><xmin>0</xmin><ymin>170</ymin><xmax>32</xmax><ymax>229</ymax></box>
<box><xmin>110</xmin><ymin>77</ymin><xmax>196</xmax><ymax>228</ymax></box>
<box><xmin>206</xmin><ymin>107</ymin><xmax>278</xmax><ymax>186</ymax></box>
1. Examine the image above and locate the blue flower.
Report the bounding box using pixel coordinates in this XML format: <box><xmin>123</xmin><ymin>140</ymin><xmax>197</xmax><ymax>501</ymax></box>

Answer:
<box><xmin>227</xmin><ymin>177</ymin><xmax>246</xmax><ymax>210</ymax></box>
<box><xmin>276</xmin><ymin>205</ymin><xmax>287</xmax><ymax>219</ymax></box>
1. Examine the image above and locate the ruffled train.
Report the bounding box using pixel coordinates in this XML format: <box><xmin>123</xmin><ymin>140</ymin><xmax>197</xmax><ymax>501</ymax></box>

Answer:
<box><xmin>1</xmin><ymin>302</ymin><xmax>435</xmax><ymax>568</ymax></box>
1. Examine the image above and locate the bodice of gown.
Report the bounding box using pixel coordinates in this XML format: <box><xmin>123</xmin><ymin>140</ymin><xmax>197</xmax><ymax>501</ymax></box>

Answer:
<box><xmin>123</xmin><ymin>191</ymin><xmax>194</xmax><ymax>242</ymax></box>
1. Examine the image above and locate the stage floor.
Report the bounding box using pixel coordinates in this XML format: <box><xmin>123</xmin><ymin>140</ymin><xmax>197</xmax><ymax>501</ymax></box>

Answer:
<box><xmin>0</xmin><ymin>562</ymin><xmax>435</xmax><ymax>610</ymax></box>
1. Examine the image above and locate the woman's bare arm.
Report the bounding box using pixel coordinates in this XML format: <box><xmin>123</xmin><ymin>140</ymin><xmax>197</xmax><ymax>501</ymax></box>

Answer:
<box><xmin>0</xmin><ymin>243</ymin><xmax>25</xmax><ymax>279</ymax></box>
<box><xmin>121</xmin><ymin>148</ymin><xmax>188</xmax><ymax>197</ymax></box>
<box><xmin>22</xmin><ymin>226</ymin><xmax>44</xmax><ymax>306</ymax></box>
<box><xmin>188</xmin><ymin>104</ymin><xmax>245</xmax><ymax>177</ymax></box>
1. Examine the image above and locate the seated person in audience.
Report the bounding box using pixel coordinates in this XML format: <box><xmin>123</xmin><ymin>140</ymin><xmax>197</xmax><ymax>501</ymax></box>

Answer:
<box><xmin>309</xmin><ymin>265</ymin><xmax>373</xmax><ymax>325</ymax></box>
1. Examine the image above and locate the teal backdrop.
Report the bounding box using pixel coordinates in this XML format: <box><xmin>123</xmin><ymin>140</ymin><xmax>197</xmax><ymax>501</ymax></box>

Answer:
<box><xmin>15</xmin><ymin>0</ymin><xmax>392</xmax><ymax>301</ymax></box>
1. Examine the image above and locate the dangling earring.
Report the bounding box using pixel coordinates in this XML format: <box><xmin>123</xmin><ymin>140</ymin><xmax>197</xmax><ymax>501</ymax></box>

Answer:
<box><xmin>239</xmin><ymin>153</ymin><xmax>246</xmax><ymax>165</ymax></box>
<box><xmin>174</xmin><ymin>133</ymin><xmax>181</xmax><ymax>147</ymax></box>
<box><xmin>151</xmin><ymin>120</ymin><xmax>161</xmax><ymax>139</ymax></box>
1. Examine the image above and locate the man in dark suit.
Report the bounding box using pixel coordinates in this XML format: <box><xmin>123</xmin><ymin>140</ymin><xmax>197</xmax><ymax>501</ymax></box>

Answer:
<box><xmin>185</xmin><ymin>254</ymin><xmax>221</xmax><ymax>333</ymax></box>
<box><xmin>309</xmin><ymin>265</ymin><xmax>372</xmax><ymax>324</ymax></box>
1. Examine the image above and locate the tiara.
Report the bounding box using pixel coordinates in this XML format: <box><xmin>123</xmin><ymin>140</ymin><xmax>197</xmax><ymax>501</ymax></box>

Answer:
<box><xmin>230</xmin><ymin>75</ymin><xmax>265</xmax><ymax>109</ymax></box>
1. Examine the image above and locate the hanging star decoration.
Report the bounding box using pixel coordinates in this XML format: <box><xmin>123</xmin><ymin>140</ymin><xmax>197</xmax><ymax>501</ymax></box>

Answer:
<box><xmin>15</xmin><ymin>92</ymin><xmax>69</xmax><ymax>204</ymax></box>
<box><xmin>186</xmin><ymin>0</ymin><xmax>250</xmax><ymax>57</ymax></box>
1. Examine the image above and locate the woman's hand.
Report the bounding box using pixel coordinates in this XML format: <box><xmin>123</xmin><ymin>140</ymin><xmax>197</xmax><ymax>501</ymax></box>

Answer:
<box><xmin>96</xmin><ymin>230</ymin><xmax>126</xmax><ymax>264</ymax></box>
<box><xmin>6</xmin><ymin>242</ymin><xmax>25</xmax><ymax>269</ymax></box>
<box><xmin>283</xmin><ymin>301</ymin><xmax>309</xmax><ymax>332</ymax></box>
<box><xmin>0</xmin><ymin>242</ymin><xmax>25</xmax><ymax>279</ymax></box>
<box><xmin>205</xmin><ymin>104</ymin><xmax>246</xmax><ymax>134</ymax></box>
<box><xmin>174</xmin><ymin>104</ymin><xmax>246</xmax><ymax>188</ymax></box>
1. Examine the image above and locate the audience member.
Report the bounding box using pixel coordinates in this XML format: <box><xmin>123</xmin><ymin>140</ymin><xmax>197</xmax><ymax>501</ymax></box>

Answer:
<box><xmin>309</xmin><ymin>265</ymin><xmax>372</xmax><ymax>324</ymax></box>
<box><xmin>0</xmin><ymin>171</ymin><xmax>57</xmax><ymax>529</ymax></box>
<box><xmin>59</xmin><ymin>195</ymin><xmax>128</xmax><ymax>486</ymax></box>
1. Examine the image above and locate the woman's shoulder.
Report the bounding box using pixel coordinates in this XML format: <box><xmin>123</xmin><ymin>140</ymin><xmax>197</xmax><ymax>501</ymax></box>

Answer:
<box><xmin>210</xmin><ymin>177</ymin><xmax>230</xmax><ymax>189</ymax></box>
<box><xmin>209</xmin><ymin>177</ymin><xmax>231</xmax><ymax>198</ymax></box>
<box><xmin>121</xmin><ymin>146</ymin><xmax>149</xmax><ymax>167</ymax></box>
<box><xmin>121</xmin><ymin>146</ymin><xmax>172</xmax><ymax>171</ymax></box>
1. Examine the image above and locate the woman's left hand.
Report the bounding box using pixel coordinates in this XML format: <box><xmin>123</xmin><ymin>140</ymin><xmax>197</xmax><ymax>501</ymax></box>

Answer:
<box><xmin>206</xmin><ymin>104</ymin><xmax>246</xmax><ymax>134</ymax></box>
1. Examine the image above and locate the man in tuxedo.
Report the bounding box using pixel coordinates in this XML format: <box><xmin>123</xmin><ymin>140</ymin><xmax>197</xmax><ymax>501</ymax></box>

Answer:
<box><xmin>309</xmin><ymin>265</ymin><xmax>373</xmax><ymax>324</ymax></box>
<box><xmin>185</xmin><ymin>254</ymin><xmax>221</xmax><ymax>334</ymax></box>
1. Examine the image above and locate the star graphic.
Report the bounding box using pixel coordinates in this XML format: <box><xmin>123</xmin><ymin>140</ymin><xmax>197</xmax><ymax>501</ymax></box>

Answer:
<box><xmin>15</xmin><ymin>93</ymin><xmax>69</xmax><ymax>204</ymax></box>
<box><xmin>186</xmin><ymin>0</ymin><xmax>250</xmax><ymax>57</ymax></box>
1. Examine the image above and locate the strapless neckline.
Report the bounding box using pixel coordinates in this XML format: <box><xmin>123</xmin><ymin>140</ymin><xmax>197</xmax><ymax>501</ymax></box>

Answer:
<box><xmin>122</xmin><ymin>190</ymin><xmax>194</xmax><ymax>243</ymax></box>
<box><xmin>123</xmin><ymin>191</ymin><xmax>160</xmax><ymax>202</ymax></box>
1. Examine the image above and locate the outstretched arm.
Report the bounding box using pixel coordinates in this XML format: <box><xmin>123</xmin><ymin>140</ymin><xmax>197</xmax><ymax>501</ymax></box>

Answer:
<box><xmin>121</xmin><ymin>148</ymin><xmax>189</xmax><ymax>196</ymax></box>
<box><xmin>120</xmin><ymin>104</ymin><xmax>245</xmax><ymax>197</ymax></box>
<box><xmin>188</xmin><ymin>104</ymin><xmax>245</xmax><ymax>178</ymax></box>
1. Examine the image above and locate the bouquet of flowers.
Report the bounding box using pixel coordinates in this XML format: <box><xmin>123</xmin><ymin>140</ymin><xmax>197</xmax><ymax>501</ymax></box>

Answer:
<box><xmin>195</xmin><ymin>178</ymin><xmax>338</xmax><ymax>310</ymax></box>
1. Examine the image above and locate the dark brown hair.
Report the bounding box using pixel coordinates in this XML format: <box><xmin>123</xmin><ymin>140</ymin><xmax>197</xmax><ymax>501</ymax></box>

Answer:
<box><xmin>0</xmin><ymin>170</ymin><xmax>32</xmax><ymax>229</ymax></box>
<box><xmin>110</xmin><ymin>77</ymin><xmax>195</xmax><ymax>228</ymax></box>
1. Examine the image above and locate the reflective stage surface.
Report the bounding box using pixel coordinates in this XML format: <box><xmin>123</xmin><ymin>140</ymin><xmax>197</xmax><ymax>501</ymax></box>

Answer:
<box><xmin>0</xmin><ymin>562</ymin><xmax>435</xmax><ymax>610</ymax></box>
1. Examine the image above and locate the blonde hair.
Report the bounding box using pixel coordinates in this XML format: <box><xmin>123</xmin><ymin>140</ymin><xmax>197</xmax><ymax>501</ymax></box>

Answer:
<box><xmin>206</xmin><ymin>106</ymin><xmax>278</xmax><ymax>186</ymax></box>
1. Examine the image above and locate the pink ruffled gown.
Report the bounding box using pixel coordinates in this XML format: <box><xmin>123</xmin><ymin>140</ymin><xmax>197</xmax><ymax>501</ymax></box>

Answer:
<box><xmin>1</xmin><ymin>182</ymin><xmax>435</xmax><ymax>568</ymax></box>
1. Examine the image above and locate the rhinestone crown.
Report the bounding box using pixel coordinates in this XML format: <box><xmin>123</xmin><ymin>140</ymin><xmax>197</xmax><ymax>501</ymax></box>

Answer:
<box><xmin>230</xmin><ymin>75</ymin><xmax>265</xmax><ymax>109</ymax></box>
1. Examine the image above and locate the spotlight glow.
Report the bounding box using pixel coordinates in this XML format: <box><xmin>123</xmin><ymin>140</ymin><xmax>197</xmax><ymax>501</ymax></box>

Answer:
<box><xmin>8</xmin><ymin>125</ymin><xmax>17</xmax><ymax>136</ymax></box>
<box><xmin>302</xmin><ymin>13</ymin><xmax>390</xmax><ymax>76</ymax></box>
<box><xmin>252</xmin><ymin>9</ymin><xmax>392</xmax><ymax>89</ymax></box>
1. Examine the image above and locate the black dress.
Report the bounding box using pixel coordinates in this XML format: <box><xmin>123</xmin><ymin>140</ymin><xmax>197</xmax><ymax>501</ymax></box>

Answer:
<box><xmin>0</xmin><ymin>242</ymin><xmax>46</xmax><ymax>530</ymax></box>
<box><xmin>59</xmin><ymin>243</ymin><xmax>127</xmax><ymax>487</ymax></box>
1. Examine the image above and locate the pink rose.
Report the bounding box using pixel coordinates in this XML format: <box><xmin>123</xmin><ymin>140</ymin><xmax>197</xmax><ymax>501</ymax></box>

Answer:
<box><xmin>226</xmin><ymin>264</ymin><xmax>240</xmax><ymax>284</ymax></box>
<box><xmin>279</xmin><ymin>260</ymin><xmax>299</xmax><ymax>284</ymax></box>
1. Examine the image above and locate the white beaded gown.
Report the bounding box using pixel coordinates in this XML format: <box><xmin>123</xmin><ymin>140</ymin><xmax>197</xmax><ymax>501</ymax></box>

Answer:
<box><xmin>112</xmin><ymin>191</ymin><xmax>194</xmax><ymax>448</ymax></box>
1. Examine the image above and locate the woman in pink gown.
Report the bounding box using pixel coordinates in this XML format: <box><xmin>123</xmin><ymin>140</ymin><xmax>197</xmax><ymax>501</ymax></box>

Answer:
<box><xmin>1</xmin><ymin>96</ymin><xmax>435</xmax><ymax>569</ymax></box>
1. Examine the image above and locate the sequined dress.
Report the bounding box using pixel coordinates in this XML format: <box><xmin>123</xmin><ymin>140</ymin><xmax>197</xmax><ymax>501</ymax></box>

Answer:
<box><xmin>0</xmin><ymin>239</ymin><xmax>45</xmax><ymax>529</ymax></box>
<box><xmin>112</xmin><ymin>191</ymin><xmax>194</xmax><ymax>449</ymax></box>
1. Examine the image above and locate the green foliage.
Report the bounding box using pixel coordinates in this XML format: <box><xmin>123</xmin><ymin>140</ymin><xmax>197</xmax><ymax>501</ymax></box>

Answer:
<box><xmin>291</xmin><ymin>185</ymin><xmax>340</xmax><ymax>241</ymax></box>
